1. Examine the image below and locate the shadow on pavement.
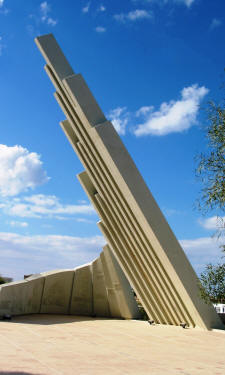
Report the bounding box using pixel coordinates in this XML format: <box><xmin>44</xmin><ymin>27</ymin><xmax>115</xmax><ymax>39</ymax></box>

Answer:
<box><xmin>0</xmin><ymin>373</ymin><xmax>44</xmax><ymax>375</ymax></box>
<box><xmin>1</xmin><ymin>314</ymin><xmax>115</xmax><ymax>325</ymax></box>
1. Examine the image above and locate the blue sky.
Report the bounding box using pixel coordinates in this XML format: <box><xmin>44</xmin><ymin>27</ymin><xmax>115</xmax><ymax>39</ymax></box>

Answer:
<box><xmin>0</xmin><ymin>0</ymin><xmax>224</xmax><ymax>281</ymax></box>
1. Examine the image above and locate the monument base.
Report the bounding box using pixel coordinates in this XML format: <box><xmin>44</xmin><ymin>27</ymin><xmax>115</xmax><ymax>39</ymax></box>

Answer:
<box><xmin>0</xmin><ymin>245</ymin><xmax>140</xmax><ymax>319</ymax></box>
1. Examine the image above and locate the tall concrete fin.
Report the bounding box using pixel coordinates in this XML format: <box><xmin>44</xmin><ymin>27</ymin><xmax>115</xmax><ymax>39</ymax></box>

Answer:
<box><xmin>92</xmin><ymin>257</ymin><xmax>110</xmax><ymax>317</ymax></box>
<box><xmin>35</xmin><ymin>33</ymin><xmax>223</xmax><ymax>330</ymax></box>
<box><xmin>100</xmin><ymin>250</ymin><xmax>121</xmax><ymax>318</ymax></box>
<box><xmin>102</xmin><ymin>245</ymin><xmax>140</xmax><ymax>319</ymax></box>
<box><xmin>35</xmin><ymin>34</ymin><xmax>74</xmax><ymax>81</ymax></box>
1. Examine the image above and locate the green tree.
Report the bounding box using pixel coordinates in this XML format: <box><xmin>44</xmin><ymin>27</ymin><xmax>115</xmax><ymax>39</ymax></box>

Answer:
<box><xmin>0</xmin><ymin>275</ymin><xmax>12</xmax><ymax>284</ymax></box>
<box><xmin>196</xmin><ymin>74</ymin><xmax>225</xmax><ymax>304</ymax></box>
<box><xmin>0</xmin><ymin>275</ymin><xmax>6</xmax><ymax>285</ymax></box>
<box><xmin>199</xmin><ymin>263</ymin><xmax>225</xmax><ymax>303</ymax></box>
<box><xmin>196</xmin><ymin>100</ymin><xmax>225</xmax><ymax>215</ymax></box>
<box><xmin>196</xmin><ymin>76</ymin><xmax>225</xmax><ymax>247</ymax></box>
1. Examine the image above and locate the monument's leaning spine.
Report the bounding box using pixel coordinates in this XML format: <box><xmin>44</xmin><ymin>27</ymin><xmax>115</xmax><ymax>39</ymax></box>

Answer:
<box><xmin>35</xmin><ymin>33</ymin><xmax>223</xmax><ymax>330</ymax></box>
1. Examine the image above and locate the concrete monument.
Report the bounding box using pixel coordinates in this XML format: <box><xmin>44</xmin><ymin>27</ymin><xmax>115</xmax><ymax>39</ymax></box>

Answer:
<box><xmin>0</xmin><ymin>34</ymin><xmax>223</xmax><ymax>330</ymax></box>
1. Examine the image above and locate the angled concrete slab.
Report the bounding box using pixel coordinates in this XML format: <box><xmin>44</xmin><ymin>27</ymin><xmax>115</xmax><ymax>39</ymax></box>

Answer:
<box><xmin>34</xmin><ymin>33</ymin><xmax>223</xmax><ymax>330</ymax></box>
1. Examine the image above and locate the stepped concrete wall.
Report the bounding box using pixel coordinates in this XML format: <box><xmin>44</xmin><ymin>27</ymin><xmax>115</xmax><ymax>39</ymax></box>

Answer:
<box><xmin>0</xmin><ymin>247</ymin><xmax>139</xmax><ymax>319</ymax></box>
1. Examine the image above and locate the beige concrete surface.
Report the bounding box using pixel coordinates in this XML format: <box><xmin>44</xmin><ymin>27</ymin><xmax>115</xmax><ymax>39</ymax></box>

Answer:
<box><xmin>69</xmin><ymin>264</ymin><xmax>93</xmax><ymax>316</ymax></box>
<box><xmin>0</xmin><ymin>277</ymin><xmax>44</xmax><ymax>316</ymax></box>
<box><xmin>102</xmin><ymin>245</ymin><xmax>140</xmax><ymax>319</ymax></box>
<box><xmin>40</xmin><ymin>270</ymin><xmax>74</xmax><ymax>315</ymax></box>
<box><xmin>0</xmin><ymin>314</ymin><xmax>224</xmax><ymax>375</ymax></box>
<box><xmin>92</xmin><ymin>258</ymin><xmax>110</xmax><ymax>317</ymax></box>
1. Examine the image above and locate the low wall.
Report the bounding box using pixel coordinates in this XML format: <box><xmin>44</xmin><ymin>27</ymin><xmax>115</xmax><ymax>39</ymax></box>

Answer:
<box><xmin>0</xmin><ymin>246</ymin><xmax>139</xmax><ymax>319</ymax></box>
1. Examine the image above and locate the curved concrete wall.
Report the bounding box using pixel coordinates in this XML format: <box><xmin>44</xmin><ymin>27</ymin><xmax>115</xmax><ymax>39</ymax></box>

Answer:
<box><xmin>0</xmin><ymin>247</ymin><xmax>139</xmax><ymax>319</ymax></box>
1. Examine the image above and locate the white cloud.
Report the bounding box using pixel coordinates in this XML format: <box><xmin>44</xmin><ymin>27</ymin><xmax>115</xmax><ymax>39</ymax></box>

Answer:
<box><xmin>185</xmin><ymin>0</ymin><xmax>195</xmax><ymax>7</ymax></box>
<box><xmin>40</xmin><ymin>1</ymin><xmax>49</xmax><ymax>20</ymax></box>
<box><xmin>78</xmin><ymin>199</ymin><xmax>87</xmax><ymax>204</ymax></box>
<box><xmin>82</xmin><ymin>2</ymin><xmax>90</xmax><ymax>13</ymax></box>
<box><xmin>98</xmin><ymin>5</ymin><xmax>106</xmax><ymax>12</ymax></box>
<box><xmin>135</xmin><ymin>106</ymin><xmax>154</xmax><ymax>117</ymax></box>
<box><xmin>175</xmin><ymin>0</ymin><xmax>195</xmax><ymax>7</ymax></box>
<box><xmin>108</xmin><ymin>107</ymin><xmax>130</xmax><ymax>135</ymax></box>
<box><xmin>108</xmin><ymin>84</ymin><xmax>208</xmax><ymax>136</ymax></box>
<box><xmin>1</xmin><ymin>232</ymin><xmax>222</xmax><ymax>281</ymax></box>
<box><xmin>78</xmin><ymin>199</ymin><xmax>88</xmax><ymax>204</ymax></box>
<box><xmin>163</xmin><ymin>207</ymin><xmax>183</xmax><ymax>217</ymax></box>
<box><xmin>0</xmin><ymin>232</ymin><xmax>105</xmax><ymax>281</ymax></box>
<box><xmin>128</xmin><ymin>9</ymin><xmax>153</xmax><ymax>20</ymax></box>
<box><xmin>114</xmin><ymin>9</ymin><xmax>153</xmax><ymax>22</ymax></box>
<box><xmin>180</xmin><ymin>236</ymin><xmax>224</xmax><ymax>274</ymax></box>
<box><xmin>76</xmin><ymin>218</ymin><xmax>95</xmax><ymax>224</ymax></box>
<box><xmin>95</xmin><ymin>26</ymin><xmax>106</xmax><ymax>33</ymax></box>
<box><xmin>198</xmin><ymin>216</ymin><xmax>225</xmax><ymax>231</ymax></box>
<box><xmin>9</xmin><ymin>221</ymin><xmax>28</xmax><ymax>228</ymax></box>
<box><xmin>210</xmin><ymin>18</ymin><xmax>222</xmax><ymax>30</ymax></box>
<box><xmin>47</xmin><ymin>17</ymin><xmax>57</xmax><ymax>26</ymax></box>
<box><xmin>132</xmin><ymin>0</ymin><xmax>196</xmax><ymax>8</ymax></box>
<box><xmin>0</xmin><ymin>36</ymin><xmax>3</xmax><ymax>56</ymax></box>
<box><xmin>0</xmin><ymin>194</ymin><xmax>95</xmax><ymax>219</ymax></box>
<box><xmin>0</xmin><ymin>145</ymin><xmax>49</xmax><ymax>197</ymax></box>
<box><xmin>134</xmin><ymin>84</ymin><xmax>208</xmax><ymax>136</ymax></box>
<box><xmin>40</xmin><ymin>1</ymin><xmax>57</xmax><ymax>26</ymax></box>
<box><xmin>0</xmin><ymin>0</ymin><xmax>4</xmax><ymax>7</ymax></box>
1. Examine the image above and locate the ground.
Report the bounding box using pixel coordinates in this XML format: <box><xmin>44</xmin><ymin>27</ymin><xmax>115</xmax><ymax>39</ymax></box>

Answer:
<box><xmin>0</xmin><ymin>315</ymin><xmax>224</xmax><ymax>375</ymax></box>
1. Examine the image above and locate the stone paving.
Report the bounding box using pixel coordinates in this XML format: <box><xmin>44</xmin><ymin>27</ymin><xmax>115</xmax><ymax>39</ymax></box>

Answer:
<box><xmin>0</xmin><ymin>314</ymin><xmax>224</xmax><ymax>375</ymax></box>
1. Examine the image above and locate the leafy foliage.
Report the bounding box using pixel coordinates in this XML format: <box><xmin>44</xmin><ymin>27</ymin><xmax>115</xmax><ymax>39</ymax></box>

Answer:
<box><xmin>196</xmin><ymin>100</ymin><xmax>225</xmax><ymax>214</ymax></box>
<box><xmin>0</xmin><ymin>274</ymin><xmax>12</xmax><ymax>284</ymax></box>
<box><xmin>199</xmin><ymin>263</ymin><xmax>225</xmax><ymax>303</ymax></box>
<box><xmin>0</xmin><ymin>275</ymin><xmax>6</xmax><ymax>285</ymax></box>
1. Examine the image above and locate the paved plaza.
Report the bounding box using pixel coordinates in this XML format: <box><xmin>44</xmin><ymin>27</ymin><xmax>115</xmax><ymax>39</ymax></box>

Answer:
<box><xmin>0</xmin><ymin>314</ymin><xmax>224</xmax><ymax>375</ymax></box>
